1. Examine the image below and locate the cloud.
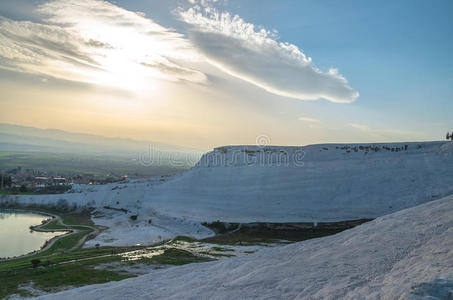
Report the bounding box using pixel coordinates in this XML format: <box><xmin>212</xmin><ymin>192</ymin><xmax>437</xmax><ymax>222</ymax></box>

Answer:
<box><xmin>0</xmin><ymin>0</ymin><xmax>207</xmax><ymax>91</ymax></box>
<box><xmin>187</xmin><ymin>0</ymin><xmax>219</xmax><ymax>5</ymax></box>
<box><xmin>0</xmin><ymin>0</ymin><xmax>357</xmax><ymax>103</ymax></box>
<box><xmin>0</xmin><ymin>16</ymin><xmax>98</xmax><ymax>81</ymax></box>
<box><xmin>178</xmin><ymin>6</ymin><xmax>359</xmax><ymax>103</ymax></box>
<box><xmin>298</xmin><ymin>116</ymin><xmax>320</xmax><ymax>123</ymax></box>
<box><xmin>349</xmin><ymin>123</ymin><xmax>371</xmax><ymax>131</ymax></box>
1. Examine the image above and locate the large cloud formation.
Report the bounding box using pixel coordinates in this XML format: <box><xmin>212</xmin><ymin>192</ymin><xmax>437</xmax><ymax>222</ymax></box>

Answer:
<box><xmin>179</xmin><ymin>5</ymin><xmax>359</xmax><ymax>103</ymax></box>
<box><xmin>0</xmin><ymin>0</ymin><xmax>206</xmax><ymax>90</ymax></box>
<box><xmin>0</xmin><ymin>0</ymin><xmax>358</xmax><ymax>102</ymax></box>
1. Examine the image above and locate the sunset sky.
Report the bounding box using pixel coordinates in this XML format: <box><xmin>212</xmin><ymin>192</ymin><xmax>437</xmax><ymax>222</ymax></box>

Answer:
<box><xmin>1</xmin><ymin>0</ymin><xmax>452</xmax><ymax>150</ymax></box>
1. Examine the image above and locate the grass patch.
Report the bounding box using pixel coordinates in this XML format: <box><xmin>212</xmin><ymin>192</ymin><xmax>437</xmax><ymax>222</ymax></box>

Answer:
<box><xmin>0</xmin><ymin>245</ymin><xmax>146</xmax><ymax>299</ymax></box>
<box><xmin>30</xmin><ymin>264</ymin><xmax>129</xmax><ymax>289</ymax></box>
<box><xmin>39</xmin><ymin>219</ymin><xmax>62</xmax><ymax>230</ymax></box>
<box><xmin>0</xmin><ymin>258</ymin><xmax>132</xmax><ymax>299</ymax></box>
<box><xmin>138</xmin><ymin>248</ymin><xmax>211</xmax><ymax>266</ymax></box>
<box><xmin>202</xmin><ymin>228</ymin><xmax>345</xmax><ymax>245</ymax></box>
<box><xmin>49</xmin><ymin>231</ymin><xmax>87</xmax><ymax>252</ymax></box>
<box><xmin>31</xmin><ymin>208</ymin><xmax>94</xmax><ymax>227</ymax></box>
<box><xmin>201</xmin><ymin>220</ymin><xmax>372</xmax><ymax>245</ymax></box>
<box><xmin>170</xmin><ymin>236</ymin><xmax>198</xmax><ymax>244</ymax></box>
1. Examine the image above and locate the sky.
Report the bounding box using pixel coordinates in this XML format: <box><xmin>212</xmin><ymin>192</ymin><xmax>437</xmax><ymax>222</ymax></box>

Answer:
<box><xmin>0</xmin><ymin>0</ymin><xmax>452</xmax><ymax>150</ymax></box>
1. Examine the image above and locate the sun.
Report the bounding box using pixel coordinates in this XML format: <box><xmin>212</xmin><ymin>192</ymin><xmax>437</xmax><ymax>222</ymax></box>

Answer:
<box><xmin>92</xmin><ymin>53</ymin><xmax>156</xmax><ymax>94</ymax></box>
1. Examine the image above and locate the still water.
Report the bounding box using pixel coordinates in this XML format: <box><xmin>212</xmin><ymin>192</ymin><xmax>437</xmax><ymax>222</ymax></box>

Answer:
<box><xmin>0</xmin><ymin>210</ymin><xmax>64</xmax><ymax>258</ymax></box>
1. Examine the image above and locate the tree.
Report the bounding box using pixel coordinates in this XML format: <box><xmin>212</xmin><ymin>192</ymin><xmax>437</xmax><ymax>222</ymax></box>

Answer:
<box><xmin>31</xmin><ymin>259</ymin><xmax>41</xmax><ymax>268</ymax></box>
<box><xmin>448</xmin><ymin>132</ymin><xmax>453</xmax><ymax>141</ymax></box>
<box><xmin>0</xmin><ymin>175</ymin><xmax>12</xmax><ymax>189</ymax></box>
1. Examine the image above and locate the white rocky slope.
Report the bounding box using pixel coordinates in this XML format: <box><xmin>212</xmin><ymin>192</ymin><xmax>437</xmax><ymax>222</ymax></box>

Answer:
<box><xmin>143</xmin><ymin>141</ymin><xmax>453</xmax><ymax>222</ymax></box>
<box><xmin>36</xmin><ymin>195</ymin><xmax>453</xmax><ymax>300</ymax></box>
<box><xmin>2</xmin><ymin>141</ymin><xmax>453</xmax><ymax>246</ymax></box>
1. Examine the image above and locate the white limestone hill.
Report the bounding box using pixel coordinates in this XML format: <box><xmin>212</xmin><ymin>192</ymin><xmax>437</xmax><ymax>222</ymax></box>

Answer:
<box><xmin>143</xmin><ymin>141</ymin><xmax>453</xmax><ymax>222</ymax></box>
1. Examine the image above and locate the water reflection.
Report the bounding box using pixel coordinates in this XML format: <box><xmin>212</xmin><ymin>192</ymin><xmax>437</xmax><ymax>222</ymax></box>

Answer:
<box><xmin>0</xmin><ymin>210</ymin><xmax>64</xmax><ymax>258</ymax></box>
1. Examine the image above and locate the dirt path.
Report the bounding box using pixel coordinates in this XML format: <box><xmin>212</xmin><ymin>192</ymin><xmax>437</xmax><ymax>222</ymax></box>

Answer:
<box><xmin>32</xmin><ymin>214</ymin><xmax>104</xmax><ymax>251</ymax></box>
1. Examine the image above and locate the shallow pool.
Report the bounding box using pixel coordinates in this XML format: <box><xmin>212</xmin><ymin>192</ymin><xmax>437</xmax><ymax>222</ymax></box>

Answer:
<box><xmin>0</xmin><ymin>210</ymin><xmax>64</xmax><ymax>258</ymax></box>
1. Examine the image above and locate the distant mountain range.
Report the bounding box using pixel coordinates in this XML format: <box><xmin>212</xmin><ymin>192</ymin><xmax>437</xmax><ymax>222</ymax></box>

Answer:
<box><xmin>0</xmin><ymin>123</ymin><xmax>203</xmax><ymax>167</ymax></box>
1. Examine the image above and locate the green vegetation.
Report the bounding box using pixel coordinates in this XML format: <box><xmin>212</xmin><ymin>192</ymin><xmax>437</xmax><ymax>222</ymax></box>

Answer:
<box><xmin>0</xmin><ymin>245</ymin><xmax>213</xmax><ymax>298</ymax></box>
<box><xmin>202</xmin><ymin>227</ymin><xmax>346</xmax><ymax>245</ymax></box>
<box><xmin>201</xmin><ymin>221</ymin><xmax>239</xmax><ymax>234</ymax></box>
<box><xmin>0</xmin><ymin>248</ymin><xmax>132</xmax><ymax>299</ymax></box>
<box><xmin>201</xmin><ymin>220</ymin><xmax>372</xmax><ymax>245</ymax></box>
<box><xmin>0</xmin><ymin>189</ymin><xmax>37</xmax><ymax>195</ymax></box>
<box><xmin>138</xmin><ymin>248</ymin><xmax>211</xmax><ymax>266</ymax></box>
<box><xmin>40</xmin><ymin>219</ymin><xmax>63</xmax><ymax>230</ymax></box>
<box><xmin>0</xmin><ymin>210</ymin><xmax>213</xmax><ymax>299</ymax></box>
<box><xmin>0</xmin><ymin>151</ymin><xmax>186</xmax><ymax>178</ymax></box>
<box><xmin>169</xmin><ymin>236</ymin><xmax>198</xmax><ymax>244</ymax></box>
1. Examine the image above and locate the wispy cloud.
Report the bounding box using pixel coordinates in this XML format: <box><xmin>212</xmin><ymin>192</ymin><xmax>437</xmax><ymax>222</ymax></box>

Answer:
<box><xmin>349</xmin><ymin>123</ymin><xmax>371</xmax><ymax>131</ymax></box>
<box><xmin>0</xmin><ymin>0</ymin><xmax>206</xmax><ymax>91</ymax></box>
<box><xmin>298</xmin><ymin>116</ymin><xmax>321</xmax><ymax>123</ymax></box>
<box><xmin>178</xmin><ymin>5</ymin><xmax>359</xmax><ymax>103</ymax></box>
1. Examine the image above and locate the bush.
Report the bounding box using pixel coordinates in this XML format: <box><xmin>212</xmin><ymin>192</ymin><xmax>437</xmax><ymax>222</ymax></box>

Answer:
<box><xmin>31</xmin><ymin>259</ymin><xmax>41</xmax><ymax>268</ymax></box>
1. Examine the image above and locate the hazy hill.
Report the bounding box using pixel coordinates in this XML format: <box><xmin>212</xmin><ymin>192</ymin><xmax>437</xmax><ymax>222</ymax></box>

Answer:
<box><xmin>0</xmin><ymin>123</ymin><xmax>202</xmax><ymax>157</ymax></box>
<box><xmin>0</xmin><ymin>123</ymin><xmax>203</xmax><ymax>175</ymax></box>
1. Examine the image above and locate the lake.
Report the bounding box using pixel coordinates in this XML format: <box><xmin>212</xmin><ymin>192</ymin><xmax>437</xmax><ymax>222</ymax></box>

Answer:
<box><xmin>0</xmin><ymin>210</ymin><xmax>64</xmax><ymax>258</ymax></box>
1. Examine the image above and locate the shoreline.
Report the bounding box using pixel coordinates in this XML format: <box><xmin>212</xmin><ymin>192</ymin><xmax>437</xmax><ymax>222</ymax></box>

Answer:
<box><xmin>0</xmin><ymin>208</ymin><xmax>101</xmax><ymax>261</ymax></box>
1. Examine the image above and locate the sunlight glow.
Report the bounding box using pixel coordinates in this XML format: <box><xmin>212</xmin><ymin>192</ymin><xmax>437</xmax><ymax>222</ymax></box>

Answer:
<box><xmin>0</xmin><ymin>0</ymin><xmax>205</xmax><ymax>94</ymax></box>
<box><xmin>67</xmin><ymin>16</ymin><xmax>169</xmax><ymax>93</ymax></box>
